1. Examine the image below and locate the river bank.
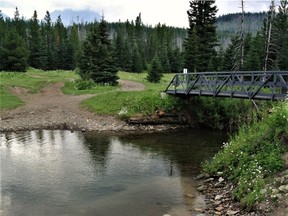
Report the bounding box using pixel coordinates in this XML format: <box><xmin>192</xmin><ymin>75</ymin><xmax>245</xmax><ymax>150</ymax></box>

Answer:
<box><xmin>0</xmin><ymin>105</ymin><xmax>185</xmax><ymax>133</ymax></box>
<box><xmin>194</xmin><ymin>170</ymin><xmax>288</xmax><ymax>216</ymax></box>
<box><xmin>0</xmin><ymin>82</ymin><xmax>186</xmax><ymax>133</ymax></box>
<box><xmin>1</xmin><ymin>81</ymin><xmax>287</xmax><ymax>216</ymax></box>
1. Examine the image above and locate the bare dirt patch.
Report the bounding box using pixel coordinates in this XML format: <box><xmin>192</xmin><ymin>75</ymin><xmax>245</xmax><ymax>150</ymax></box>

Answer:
<box><xmin>0</xmin><ymin>80</ymin><xmax>175</xmax><ymax>132</ymax></box>
<box><xmin>118</xmin><ymin>79</ymin><xmax>145</xmax><ymax>91</ymax></box>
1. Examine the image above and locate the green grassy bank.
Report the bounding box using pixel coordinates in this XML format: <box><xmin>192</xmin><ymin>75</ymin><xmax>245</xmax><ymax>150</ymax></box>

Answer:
<box><xmin>81</xmin><ymin>71</ymin><xmax>177</xmax><ymax>118</ymax></box>
<box><xmin>203</xmin><ymin>103</ymin><xmax>288</xmax><ymax>209</ymax></box>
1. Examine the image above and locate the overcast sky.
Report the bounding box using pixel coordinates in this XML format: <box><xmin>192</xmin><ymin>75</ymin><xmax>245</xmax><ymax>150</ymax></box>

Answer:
<box><xmin>0</xmin><ymin>0</ymin><xmax>278</xmax><ymax>27</ymax></box>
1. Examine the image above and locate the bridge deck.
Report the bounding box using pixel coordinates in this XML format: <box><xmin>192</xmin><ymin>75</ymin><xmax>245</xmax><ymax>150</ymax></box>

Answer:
<box><xmin>165</xmin><ymin>71</ymin><xmax>288</xmax><ymax>101</ymax></box>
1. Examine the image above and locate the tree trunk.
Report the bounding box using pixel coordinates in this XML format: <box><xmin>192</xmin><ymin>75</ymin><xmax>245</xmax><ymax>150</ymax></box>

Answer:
<box><xmin>264</xmin><ymin>0</ymin><xmax>275</xmax><ymax>71</ymax></box>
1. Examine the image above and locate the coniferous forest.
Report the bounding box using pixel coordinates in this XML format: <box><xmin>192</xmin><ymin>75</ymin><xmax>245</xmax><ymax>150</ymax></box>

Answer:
<box><xmin>0</xmin><ymin>0</ymin><xmax>287</xmax><ymax>83</ymax></box>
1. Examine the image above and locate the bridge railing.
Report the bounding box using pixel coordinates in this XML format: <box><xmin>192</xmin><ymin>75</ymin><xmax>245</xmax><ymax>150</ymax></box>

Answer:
<box><xmin>165</xmin><ymin>71</ymin><xmax>288</xmax><ymax>100</ymax></box>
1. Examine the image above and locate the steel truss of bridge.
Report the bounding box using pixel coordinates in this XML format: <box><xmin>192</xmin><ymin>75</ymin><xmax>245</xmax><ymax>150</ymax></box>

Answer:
<box><xmin>165</xmin><ymin>71</ymin><xmax>288</xmax><ymax>101</ymax></box>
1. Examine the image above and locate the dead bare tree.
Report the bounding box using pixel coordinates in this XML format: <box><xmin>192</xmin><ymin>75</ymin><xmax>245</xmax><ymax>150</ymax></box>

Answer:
<box><xmin>232</xmin><ymin>0</ymin><xmax>245</xmax><ymax>71</ymax></box>
<box><xmin>240</xmin><ymin>0</ymin><xmax>245</xmax><ymax>71</ymax></box>
<box><xmin>264</xmin><ymin>0</ymin><xmax>276</xmax><ymax>71</ymax></box>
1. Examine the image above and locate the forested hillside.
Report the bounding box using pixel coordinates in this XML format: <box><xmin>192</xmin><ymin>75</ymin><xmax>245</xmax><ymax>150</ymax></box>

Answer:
<box><xmin>217</xmin><ymin>12</ymin><xmax>267</xmax><ymax>48</ymax></box>
<box><xmin>0</xmin><ymin>4</ymin><xmax>287</xmax><ymax>74</ymax></box>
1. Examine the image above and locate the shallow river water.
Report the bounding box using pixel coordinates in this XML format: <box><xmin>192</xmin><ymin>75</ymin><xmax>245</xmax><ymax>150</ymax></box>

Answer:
<box><xmin>0</xmin><ymin>129</ymin><xmax>226</xmax><ymax>216</ymax></box>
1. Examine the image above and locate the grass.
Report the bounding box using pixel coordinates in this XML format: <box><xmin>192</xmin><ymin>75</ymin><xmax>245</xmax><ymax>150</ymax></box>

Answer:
<box><xmin>0</xmin><ymin>68</ymin><xmax>78</xmax><ymax>93</ymax></box>
<box><xmin>0</xmin><ymin>85</ymin><xmax>24</xmax><ymax>109</ymax></box>
<box><xmin>62</xmin><ymin>81</ymin><xmax>118</xmax><ymax>95</ymax></box>
<box><xmin>203</xmin><ymin>103</ymin><xmax>288</xmax><ymax>209</ymax></box>
<box><xmin>0</xmin><ymin>69</ymin><xmax>179</xmax><ymax>115</ymax></box>
<box><xmin>0</xmin><ymin>68</ymin><xmax>79</xmax><ymax>109</ymax></box>
<box><xmin>118</xmin><ymin>71</ymin><xmax>174</xmax><ymax>91</ymax></box>
<box><xmin>81</xmin><ymin>71</ymin><xmax>179</xmax><ymax>118</ymax></box>
<box><xmin>82</xmin><ymin>90</ymin><xmax>179</xmax><ymax>118</ymax></box>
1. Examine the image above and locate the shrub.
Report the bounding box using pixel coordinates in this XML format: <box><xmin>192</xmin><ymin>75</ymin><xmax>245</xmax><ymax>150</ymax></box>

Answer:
<box><xmin>189</xmin><ymin>97</ymin><xmax>272</xmax><ymax>131</ymax></box>
<box><xmin>74</xmin><ymin>79</ymin><xmax>95</xmax><ymax>90</ymax></box>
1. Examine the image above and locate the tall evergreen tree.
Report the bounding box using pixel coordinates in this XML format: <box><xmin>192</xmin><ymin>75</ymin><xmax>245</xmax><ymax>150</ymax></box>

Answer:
<box><xmin>147</xmin><ymin>33</ymin><xmax>159</xmax><ymax>63</ymax></box>
<box><xmin>0</xmin><ymin>10</ymin><xmax>5</xmax><ymax>70</ymax></box>
<box><xmin>169</xmin><ymin>47</ymin><xmax>184</xmax><ymax>73</ymax></box>
<box><xmin>131</xmin><ymin>43</ymin><xmax>143</xmax><ymax>73</ymax></box>
<box><xmin>184</xmin><ymin>26</ymin><xmax>198</xmax><ymax>72</ymax></box>
<box><xmin>28</xmin><ymin>10</ymin><xmax>41</xmax><ymax>68</ymax></box>
<box><xmin>147</xmin><ymin>54</ymin><xmax>163</xmax><ymax>83</ymax></box>
<box><xmin>41</xmin><ymin>11</ymin><xmax>56</xmax><ymax>70</ymax></box>
<box><xmin>135</xmin><ymin>13</ymin><xmax>146</xmax><ymax>70</ymax></box>
<box><xmin>221</xmin><ymin>36</ymin><xmax>239</xmax><ymax>71</ymax></box>
<box><xmin>274</xmin><ymin>0</ymin><xmax>288</xmax><ymax>70</ymax></box>
<box><xmin>54</xmin><ymin>15</ymin><xmax>67</xmax><ymax>69</ymax></box>
<box><xmin>0</xmin><ymin>28</ymin><xmax>29</xmax><ymax>71</ymax></box>
<box><xmin>245</xmin><ymin>33</ymin><xmax>265</xmax><ymax>70</ymax></box>
<box><xmin>67</xmin><ymin>24</ymin><xmax>81</xmax><ymax>69</ymax></box>
<box><xmin>159</xmin><ymin>45</ymin><xmax>171</xmax><ymax>73</ymax></box>
<box><xmin>184</xmin><ymin>0</ymin><xmax>218</xmax><ymax>72</ymax></box>
<box><xmin>79</xmin><ymin>17</ymin><xmax>118</xmax><ymax>85</ymax></box>
<box><xmin>115</xmin><ymin>28</ymin><xmax>132</xmax><ymax>71</ymax></box>
<box><xmin>13</xmin><ymin>7</ymin><xmax>27</xmax><ymax>43</ymax></box>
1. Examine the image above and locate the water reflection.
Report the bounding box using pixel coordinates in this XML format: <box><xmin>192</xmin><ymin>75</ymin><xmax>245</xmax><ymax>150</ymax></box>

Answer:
<box><xmin>82</xmin><ymin>134</ymin><xmax>111</xmax><ymax>173</ymax></box>
<box><xmin>0</xmin><ymin>130</ymin><xmax>226</xmax><ymax>216</ymax></box>
<box><xmin>119</xmin><ymin>129</ymin><xmax>226</xmax><ymax>174</ymax></box>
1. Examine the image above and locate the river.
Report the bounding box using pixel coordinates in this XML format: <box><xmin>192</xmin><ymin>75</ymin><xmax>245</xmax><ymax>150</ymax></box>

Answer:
<box><xmin>0</xmin><ymin>129</ymin><xmax>226</xmax><ymax>216</ymax></box>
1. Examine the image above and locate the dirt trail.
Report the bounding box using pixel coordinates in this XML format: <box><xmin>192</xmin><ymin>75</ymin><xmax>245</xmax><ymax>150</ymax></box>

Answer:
<box><xmin>0</xmin><ymin>80</ymin><xmax>147</xmax><ymax>132</ymax></box>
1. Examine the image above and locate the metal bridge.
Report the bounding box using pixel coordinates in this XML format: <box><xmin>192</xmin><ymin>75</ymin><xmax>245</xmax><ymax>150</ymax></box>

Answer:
<box><xmin>165</xmin><ymin>71</ymin><xmax>288</xmax><ymax>101</ymax></box>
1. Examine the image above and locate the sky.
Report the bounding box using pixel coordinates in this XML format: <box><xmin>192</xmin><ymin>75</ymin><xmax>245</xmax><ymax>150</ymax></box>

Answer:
<box><xmin>0</xmin><ymin>0</ymin><xmax>278</xmax><ymax>28</ymax></box>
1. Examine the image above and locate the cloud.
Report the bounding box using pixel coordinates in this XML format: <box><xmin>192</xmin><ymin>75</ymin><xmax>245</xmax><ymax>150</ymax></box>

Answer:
<box><xmin>0</xmin><ymin>0</ymin><xmax>281</xmax><ymax>27</ymax></box>
<box><xmin>1</xmin><ymin>1</ymin><xmax>15</xmax><ymax>8</ymax></box>
<box><xmin>217</xmin><ymin>0</ymin><xmax>281</xmax><ymax>15</ymax></box>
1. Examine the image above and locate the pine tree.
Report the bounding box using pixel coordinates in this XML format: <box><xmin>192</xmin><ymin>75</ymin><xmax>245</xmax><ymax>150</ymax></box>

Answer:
<box><xmin>0</xmin><ymin>10</ymin><xmax>5</xmax><ymax>70</ymax></box>
<box><xmin>79</xmin><ymin>17</ymin><xmax>118</xmax><ymax>85</ymax></box>
<box><xmin>54</xmin><ymin>15</ymin><xmax>66</xmax><ymax>69</ymax></box>
<box><xmin>67</xmin><ymin>24</ymin><xmax>81</xmax><ymax>69</ymax></box>
<box><xmin>159</xmin><ymin>45</ymin><xmax>171</xmax><ymax>73</ymax></box>
<box><xmin>13</xmin><ymin>7</ymin><xmax>27</xmax><ymax>44</ymax></box>
<box><xmin>0</xmin><ymin>28</ymin><xmax>29</xmax><ymax>71</ymax></box>
<box><xmin>274</xmin><ymin>0</ymin><xmax>288</xmax><ymax>70</ymax></box>
<box><xmin>245</xmin><ymin>33</ymin><xmax>265</xmax><ymax>70</ymax></box>
<box><xmin>147</xmin><ymin>54</ymin><xmax>163</xmax><ymax>83</ymax></box>
<box><xmin>184</xmin><ymin>26</ymin><xmax>198</xmax><ymax>72</ymax></box>
<box><xmin>132</xmin><ymin>44</ymin><xmax>143</xmax><ymax>73</ymax></box>
<box><xmin>135</xmin><ymin>13</ymin><xmax>146</xmax><ymax>70</ymax></box>
<box><xmin>41</xmin><ymin>11</ymin><xmax>56</xmax><ymax>70</ymax></box>
<box><xmin>28</xmin><ymin>10</ymin><xmax>42</xmax><ymax>68</ymax></box>
<box><xmin>169</xmin><ymin>47</ymin><xmax>183</xmax><ymax>73</ymax></box>
<box><xmin>184</xmin><ymin>0</ymin><xmax>218</xmax><ymax>72</ymax></box>
<box><xmin>221</xmin><ymin>36</ymin><xmax>239</xmax><ymax>71</ymax></box>
<box><xmin>147</xmin><ymin>33</ymin><xmax>159</xmax><ymax>63</ymax></box>
<box><xmin>115</xmin><ymin>27</ymin><xmax>132</xmax><ymax>71</ymax></box>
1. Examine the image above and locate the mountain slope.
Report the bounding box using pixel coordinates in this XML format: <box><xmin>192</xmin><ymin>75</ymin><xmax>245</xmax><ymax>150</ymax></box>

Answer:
<box><xmin>216</xmin><ymin>12</ymin><xmax>267</xmax><ymax>47</ymax></box>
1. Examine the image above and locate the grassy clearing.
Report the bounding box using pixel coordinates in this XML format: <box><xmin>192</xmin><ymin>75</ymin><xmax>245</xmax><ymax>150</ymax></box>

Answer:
<box><xmin>203</xmin><ymin>103</ymin><xmax>288</xmax><ymax>209</ymax></box>
<box><xmin>0</xmin><ymin>68</ymin><xmax>79</xmax><ymax>109</ymax></box>
<box><xmin>118</xmin><ymin>71</ymin><xmax>174</xmax><ymax>91</ymax></box>
<box><xmin>0</xmin><ymin>69</ymin><xmax>178</xmax><ymax>114</ymax></box>
<box><xmin>81</xmin><ymin>72</ymin><xmax>179</xmax><ymax>118</ymax></box>
<box><xmin>0</xmin><ymin>68</ymin><xmax>78</xmax><ymax>93</ymax></box>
